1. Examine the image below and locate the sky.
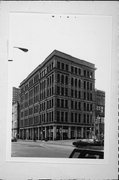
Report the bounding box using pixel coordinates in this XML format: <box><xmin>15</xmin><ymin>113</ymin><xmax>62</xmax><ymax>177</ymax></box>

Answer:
<box><xmin>8</xmin><ymin>13</ymin><xmax>112</xmax><ymax>92</ymax></box>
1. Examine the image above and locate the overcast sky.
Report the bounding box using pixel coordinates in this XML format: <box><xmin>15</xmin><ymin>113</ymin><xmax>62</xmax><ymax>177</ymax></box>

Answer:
<box><xmin>8</xmin><ymin>13</ymin><xmax>112</xmax><ymax>92</ymax></box>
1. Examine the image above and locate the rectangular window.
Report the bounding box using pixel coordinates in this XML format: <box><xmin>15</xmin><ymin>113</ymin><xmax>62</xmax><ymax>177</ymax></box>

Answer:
<box><xmin>61</xmin><ymin>99</ymin><xmax>64</xmax><ymax>108</ymax></box>
<box><xmin>78</xmin><ymin>102</ymin><xmax>81</xmax><ymax>110</ymax></box>
<box><xmin>65</xmin><ymin>100</ymin><xmax>68</xmax><ymax>108</ymax></box>
<box><xmin>75</xmin><ymin>101</ymin><xmax>77</xmax><ymax>110</ymax></box>
<box><xmin>57</xmin><ymin>99</ymin><xmax>60</xmax><ymax>107</ymax></box>
<box><xmin>71</xmin><ymin>89</ymin><xmax>73</xmax><ymax>97</ymax></box>
<box><xmin>57</xmin><ymin>61</ymin><xmax>60</xmax><ymax>69</ymax></box>
<box><xmin>57</xmin><ymin>86</ymin><xmax>60</xmax><ymax>95</ymax></box>
<box><xmin>75</xmin><ymin>67</ymin><xmax>77</xmax><ymax>74</ymax></box>
<box><xmin>71</xmin><ymin>101</ymin><xmax>73</xmax><ymax>109</ymax></box>
<box><xmin>66</xmin><ymin>64</ymin><xmax>69</xmax><ymax>71</ymax></box>
<box><xmin>61</xmin><ymin>63</ymin><xmax>64</xmax><ymax>70</ymax></box>
<box><xmin>78</xmin><ymin>114</ymin><xmax>81</xmax><ymax>123</ymax></box>
<box><xmin>61</xmin><ymin>87</ymin><xmax>64</xmax><ymax>96</ymax></box>
<box><xmin>65</xmin><ymin>112</ymin><xmax>68</xmax><ymax>122</ymax></box>
<box><xmin>65</xmin><ymin>88</ymin><xmax>68</xmax><ymax>96</ymax></box>
<box><xmin>75</xmin><ymin>113</ymin><xmax>77</xmax><ymax>122</ymax></box>
<box><xmin>78</xmin><ymin>68</ymin><xmax>81</xmax><ymax>75</ymax></box>
<box><xmin>71</xmin><ymin>66</ymin><xmax>74</xmax><ymax>73</ymax></box>
<box><xmin>56</xmin><ymin>111</ymin><xmax>60</xmax><ymax>122</ymax></box>
<box><xmin>61</xmin><ymin>112</ymin><xmax>64</xmax><ymax>122</ymax></box>
<box><xmin>71</xmin><ymin>113</ymin><xmax>73</xmax><ymax>122</ymax></box>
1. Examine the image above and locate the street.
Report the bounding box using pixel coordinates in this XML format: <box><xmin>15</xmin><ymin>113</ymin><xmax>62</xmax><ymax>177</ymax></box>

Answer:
<box><xmin>11</xmin><ymin>140</ymin><xmax>75</xmax><ymax>158</ymax></box>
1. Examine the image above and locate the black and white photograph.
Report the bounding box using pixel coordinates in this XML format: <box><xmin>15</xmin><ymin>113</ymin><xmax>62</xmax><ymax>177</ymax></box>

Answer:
<box><xmin>0</xmin><ymin>1</ymin><xmax>118</xmax><ymax>180</ymax></box>
<box><xmin>8</xmin><ymin>13</ymin><xmax>110</xmax><ymax>159</ymax></box>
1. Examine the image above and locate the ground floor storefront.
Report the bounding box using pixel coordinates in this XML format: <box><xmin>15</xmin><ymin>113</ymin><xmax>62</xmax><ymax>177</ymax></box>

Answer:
<box><xmin>19</xmin><ymin>124</ymin><xmax>94</xmax><ymax>141</ymax></box>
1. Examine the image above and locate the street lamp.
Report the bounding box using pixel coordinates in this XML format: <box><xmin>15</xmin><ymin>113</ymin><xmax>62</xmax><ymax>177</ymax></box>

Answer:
<box><xmin>8</xmin><ymin>46</ymin><xmax>28</xmax><ymax>61</ymax></box>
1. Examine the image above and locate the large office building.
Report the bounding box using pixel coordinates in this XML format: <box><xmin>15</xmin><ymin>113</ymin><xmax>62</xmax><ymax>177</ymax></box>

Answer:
<box><xmin>19</xmin><ymin>50</ymin><xmax>96</xmax><ymax>141</ymax></box>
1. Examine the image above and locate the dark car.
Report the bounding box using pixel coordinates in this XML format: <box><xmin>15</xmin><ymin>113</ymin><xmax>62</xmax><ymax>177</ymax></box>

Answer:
<box><xmin>11</xmin><ymin>137</ymin><xmax>17</xmax><ymax>142</ymax></box>
<box><xmin>69</xmin><ymin>147</ymin><xmax>104</xmax><ymax>159</ymax></box>
<box><xmin>72</xmin><ymin>139</ymin><xmax>104</xmax><ymax>147</ymax></box>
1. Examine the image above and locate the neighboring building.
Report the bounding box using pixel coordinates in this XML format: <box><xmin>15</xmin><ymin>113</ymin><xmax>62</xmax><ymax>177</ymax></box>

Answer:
<box><xmin>19</xmin><ymin>50</ymin><xmax>96</xmax><ymax>140</ymax></box>
<box><xmin>12</xmin><ymin>87</ymin><xmax>20</xmax><ymax>139</ymax></box>
<box><xmin>95</xmin><ymin>89</ymin><xmax>105</xmax><ymax>140</ymax></box>
<box><xmin>12</xmin><ymin>87</ymin><xmax>20</xmax><ymax>104</ymax></box>
<box><xmin>12</xmin><ymin>102</ymin><xmax>19</xmax><ymax>139</ymax></box>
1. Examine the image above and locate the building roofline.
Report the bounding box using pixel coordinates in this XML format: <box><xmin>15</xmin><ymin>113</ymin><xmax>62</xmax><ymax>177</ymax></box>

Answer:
<box><xmin>20</xmin><ymin>50</ymin><xmax>96</xmax><ymax>87</ymax></box>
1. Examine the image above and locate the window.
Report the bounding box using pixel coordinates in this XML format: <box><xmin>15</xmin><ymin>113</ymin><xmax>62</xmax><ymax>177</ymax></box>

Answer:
<box><xmin>78</xmin><ymin>68</ymin><xmax>81</xmax><ymax>75</ymax></box>
<box><xmin>84</xmin><ymin>103</ymin><xmax>86</xmax><ymax>111</ymax></box>
<box><xmin>65</xmin><ymin>88</ymin><xmax>68</xmax><ymax>96</ymax></box>
<box><xmin>90</xmin><ymin>83</ymin><xmax>93</xmax><ymax>90</ymax></box>
<box><xmin>71</xmin><ymin>78</ymin><xmax>74</xmax><ymax>86</ymax></box>
<box><xmin>87</xmin><ymin>92</ymin><xmax>90</xmax><ymax>100</ymax></box>
<box><xmin>71</xmin><ymin>66</ymin><xmax>74</xmax><ymax>73</ymax></box>
<box><xmin>71</xmin><ymin>89</ymin><xmax>74</xmax><ymax>97</ymax></box>
<box><xmin>78</xmin><ymin>114</ymin><xmax>81</xmax><ymax>123</ymax></box>
<box><xmin>90</xmin><ymin>93</ymin><xmax>93</xmax><ymax>101</ymax></box>
<box><xmin>87</xmin><ymin>71</ymin><xmax>89</xmax><ymax>77</ymax></box>
<box><xmin>78</xmin><ymin>79</ymin><xmax>81</xmax><ymax>88</ymax></box>
<box><xmin>61</xmin><ymin>99</ymin><xmax>64</xmax><ymax>108</ymax></box>
<box><xmin>65</xmin><ymin>112</ymin><xmax>68</xmax><ymax>122</ymax></box>
<box><xmin>75</xmin><ymin>79</ymin><xmax>77</xmax><ymax>87</ymax></box>
<box><xmin>61</xmin><ymin>63</ymin><xmax>64</xmax><ymax>70</ymax></box>
<box><xmin>61</xmin><ymin>112</ymin><xmax>64</xmax><ymax>122</ymax></box>
<box><xmin>34</xmin><ymin>74</ymin><xmax>39</xmax><ymax>83</ymax></box>
<box><xmin>75</xmin><ymin>90</ymin><xmax>77</xmax><ymax>98</ymax></box>
<box><xmin>65</xmin><ymin>76</ymin><xmax>68</xmax><ymax>85</ymax></box>
<box><xmin>66</xmin><ymin>64</ymin><xmax>69</xmax><ymax>71</ymax></box>
<box><xmin>65</xmin><ymin>100</ymin><xmax>68</xmax><ymax>108</ymax></box>
<box><xmin>57</xmin><ymin>61</ymin><xmax>60</xmax><ymax>69</ymax></box>
<box><xmin>71</xmin><ymin>113</ymin><xmax>73</xmax><ymax>122</ymax></box>
<box><xmin>75</xmin><ymin>113</ymin><xmax>77</xmax><ymax>122</ymax></box>
<box><xmin>84</xmin><ymin>114</ymin><xmax>86</xmax><ymax>123</ymax></box>
<box><xmin>75</xmin><ymin>101</ymin><xmax>77</xmax><ymax>110</ymax></box>
<box><xmin>87</xmin><ymin>114</ymin><xmax>89</xmax><ymax>124</ymax></box>
<box><xmin>84</xmin><ymin>92</ymin><xmax>86</xmax><ymax>100</ymax></box>
<box><xmin>78</xmin><ymin>91</ymin><xmax>81</xmax><ymax>99</ymax></box>
<box><xmin>61</xmin><ymin>75</ymin><xmax>64</xmax><ymax>84</ymax></box>
<box><xmin>78</xmin><ymin>102</ymin><xmax>81</xmax><ymax>110</ymax></box>
<box><xmin>87</xmin><ymin>104</ymin><xmax>89</xmax><ymax>111</ymax></box>
<box><xmin>52</xmin><ymin>74</ymin><xmax>54</xmax><ymax>83</ymax></box>
<box><xmin>57</xmin><ymin>74</ymin><xmax>60</xmax><ymax>83</ymax></box>
<box><xmin>71</xmin><ymin>101</ymin><xmax>73</xmax><ymax>109</ymax></box>
<box><xmin>75</xmin><ymin>67</ymin><xmax>77</xmax><ymax>74</ymax></box>
<box><xmin>57</xmin><ymin>86</ymin><xmax>60</xmax><ymax>95</ymax></box>
<box><xmin>84</xmin><ymin>81</ymin><xmax>86</xmax><ymax>89</ymax></box>
<box><xmin>87</xmin><ymin>82</ymin><xmax>89</xmax><ymax>90</ymax></box>
<box><xmin>84</xmin><ymin>70</ymin><xmax>86</xmax><ymax>77</ymax></box>
<box><xmin>90</xmin><ymin>104</ymin><xmax>93</xmax><ymax>111</ymax></box>
<box><xmin>57</xmin><ymin>111</ymin><xmax>60</xmax><ymax>122</ymax></box>
<box><xmin>57</xmin><ymin>99</ymin><xmax>60</xmax><ymax>107</ymax></box>
<box><xmin>61</xmin><ymin>87</ymin><xmax>64</xmax><ymax>96</ymax></box>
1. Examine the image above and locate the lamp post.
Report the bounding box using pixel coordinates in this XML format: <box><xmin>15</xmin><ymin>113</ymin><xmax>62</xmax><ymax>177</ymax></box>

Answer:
<box><xmin>8</xmin><ymin>46</ymin><xmax>28</xmax><ymax>61</ymax></box>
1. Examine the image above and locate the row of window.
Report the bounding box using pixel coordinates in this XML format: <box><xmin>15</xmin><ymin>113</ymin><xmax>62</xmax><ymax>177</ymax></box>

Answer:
<box><xmin>21</xmin><ymin>100</ymin><xmax>93</xmax><ymax>118</ymax></box>
<box><xmin>71</xmin><ymin>112</ymin><xmax>92</xmax><ymax>124</ymax></box>
<box><xmin>57</xmin><ymin>61</ymin><xmax>94</xmax><ymax>79</ymax></box>
<box><xmin>20</xmin><ymin>111</ymin><xmax>93</xmax><ymax>127</ymax></box>
<box><xmin>57</xmin><ymin>99</ymin><xmax>68</xmax><ymax>108</ymax></box>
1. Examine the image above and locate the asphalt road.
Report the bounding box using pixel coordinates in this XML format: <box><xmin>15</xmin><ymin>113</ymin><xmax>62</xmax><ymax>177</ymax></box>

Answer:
<box><xmin>11</xmin><ymin>140</ymin><xmax>75</xmax><ymax>158</ymax></box>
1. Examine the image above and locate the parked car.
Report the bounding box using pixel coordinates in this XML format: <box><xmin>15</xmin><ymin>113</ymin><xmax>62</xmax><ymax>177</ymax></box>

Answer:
<box><xmin>69</xmin><ymin>147</ymin><xmax>104</xmax><ymax>159</ymax></box>
<box><xmin>11</xmin><ymin>137</ymin><xmax>17</xmax><ymax>142</ymax></box>
<box><xmin>72</xmin><ymin>139</ymin><xmax>104</xmax><ymax>147</ymax></box>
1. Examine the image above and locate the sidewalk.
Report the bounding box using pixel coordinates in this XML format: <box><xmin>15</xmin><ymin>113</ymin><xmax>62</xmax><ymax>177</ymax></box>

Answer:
<box><xmin>17</xmin><ymin>139</ymin><xmax>76</xmax><ymax>147</ymax></box>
